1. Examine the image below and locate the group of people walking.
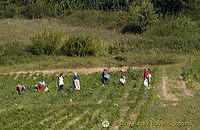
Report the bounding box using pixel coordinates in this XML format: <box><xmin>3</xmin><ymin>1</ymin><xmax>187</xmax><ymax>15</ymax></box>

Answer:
<box><xmin>57</xmin><ymin>72</ymin><xmax>80</xmax><ymax>91</ymax></box>
<box><xmin>16</xmin><ymin>68</ymin><xmax>151</xmax><ymax>94</ymax></box>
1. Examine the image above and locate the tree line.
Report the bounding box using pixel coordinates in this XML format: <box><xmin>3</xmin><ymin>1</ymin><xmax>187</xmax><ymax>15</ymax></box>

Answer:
<box><xmin>0</xmin><ymin>0</ymin><xmax>199</xmax><ymax>19</ymax></box>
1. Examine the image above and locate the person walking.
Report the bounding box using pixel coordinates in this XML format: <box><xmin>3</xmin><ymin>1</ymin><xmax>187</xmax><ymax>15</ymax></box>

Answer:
<box><xmin>58</xmin><ymin>73</ymin><xmax>64</xmax><ymax>91</ymax></box>
<box><xmin>102</xmin><ymin>68</ymin><xmax>110</xmax><ymax>84</ymax></box>
<box><xmin>144</xmin><ymin>68</ymin><xmax>151</xmax><ymax>89</ymax></box>
<box><xmin>72</xmin><ymin>73</ymin><xmax>80</xmax><ymax>90</ymax></box>
<box><xmin>120</xmin><ymin>69</ymin><xmax>127</xmax><ymax>86</ymax></box>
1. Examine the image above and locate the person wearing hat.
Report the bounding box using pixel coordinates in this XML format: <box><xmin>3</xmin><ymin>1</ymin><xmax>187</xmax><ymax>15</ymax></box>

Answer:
<box><xmin>72</xmin><ymin>72</ymin><xmax>80</xmax><ymax>90</ymax></box>
<box><xmin>58</xmin><ymin>73</ymin><xmax>64</xmax><ymax>91</ymax></box>
<box><xmin>102</xmin><ymin>68</ymin><xmax>110</xmax><ymax>84</ymax></box>
<box><xmin>120</xmin><ymin>69</ymin><xmax>127</xmax><ymax>86</ymax></box>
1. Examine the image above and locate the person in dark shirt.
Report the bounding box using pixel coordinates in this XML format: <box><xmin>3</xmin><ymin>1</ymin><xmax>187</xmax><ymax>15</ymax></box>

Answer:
<box><xmin>102</xmin><ymin>68</ymin><xmax>110</xmax><ymax>84</ymax></box>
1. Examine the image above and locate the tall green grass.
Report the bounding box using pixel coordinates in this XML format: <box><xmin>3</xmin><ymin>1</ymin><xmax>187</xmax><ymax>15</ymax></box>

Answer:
<box><xmin>182</xmin><ymin>60</ymin><xmax>200</xmax><ymax>90</ymax></box>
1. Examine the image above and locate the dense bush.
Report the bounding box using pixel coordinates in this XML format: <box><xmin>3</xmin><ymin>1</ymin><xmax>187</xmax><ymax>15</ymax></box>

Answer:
<box><xmin>24</xmin><ymin>0</ymin><xmax>59</xmax><ymax>18</ymax></box>
<box><xmin>0</xmin><ymin>41</ymin><xmax>31</xmax><ymax>65</ymax></box>
<box><xmin>1</xmin><ymin>0</ymin><xmax>200</xmax><ymax>21</ymax></box>
<box><xmin>0</xmin><ymin>41</ymin><xmax>27</xmax><ymax>56</ymax></box>
<box><xmin>31</xmin><ymin>28</ymin><xmax>63</xmax><ymax>55</ymax></box>
<box><xmin>61</xmin><ymin>34</ymin><xmax>103</xmax><ymax>56</ymax></box>
<box><xmin>126</xmin><ymin>1</ymin><xmax>158</xmax><ymax>33</ymax></box>
<box><xmin>151</xmin><ymin>0</ymin><xmax>198</xmax><ymax>15</ymax></box>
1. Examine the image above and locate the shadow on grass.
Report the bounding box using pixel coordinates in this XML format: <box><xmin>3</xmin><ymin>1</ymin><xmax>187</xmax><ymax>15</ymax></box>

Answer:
<box><xmin>121</xmin><ymin>24</ymin><xmax>142</xmax><ymax>34</ymax></box>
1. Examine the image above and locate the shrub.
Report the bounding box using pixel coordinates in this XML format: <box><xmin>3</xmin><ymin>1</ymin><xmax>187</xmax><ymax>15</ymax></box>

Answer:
<box><xmin>0</xmin><ymin>2</ymin><xmax>26</xmax><ymax>18</ymax></box>
<box><xmin>126</xmin><ymin>1</ymin><xmax>158</xmax><ymax>33</ymax></box>
<box><xmin>61</xmin><ymin>34</ymin><xmax>103</xmax><ymax>56</ymax></box>
<box><xmin>0</xmin><ymin>41</ymin><xmax>27</xmax><ymax>56</ymax></box>
<box><xmin>31</xmin><ymin>28</ymin><xmax>63</xmax><ymax>55</ymax></box>
<box><xmin>0</xmin><ymin>41</ymin><xmax>31</xmax><ymax>66</ymax></box>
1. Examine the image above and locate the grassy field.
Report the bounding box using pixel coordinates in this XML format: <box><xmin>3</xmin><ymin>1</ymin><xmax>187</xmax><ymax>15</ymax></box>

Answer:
<box><xmin>1</xmin><ymin>1</ymin><xmax>200</xmax><ymax>129</ymax></box>
<box><xmin>1</xmin><ymin>18</ymin><xmax>198</xmax><ymax>73</ymax></box>
<box><xmin>0</xmin><ymin>18</ymin><xmax>125</xmax><ymax>44</ymax></box>
<box><xmin>0</xmin><ymin>66</ymin><xmax>199</xmax><ymax>129</ymax></box>
<box><xmin>1</xmin><ymin>0</ymin><xmax>200</xmax><ymax>129</ymax></box>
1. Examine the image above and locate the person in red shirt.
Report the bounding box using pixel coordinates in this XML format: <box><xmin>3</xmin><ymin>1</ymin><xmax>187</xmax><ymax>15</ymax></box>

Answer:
<box><xmin>144</xmin><ymin>68</ymin><xmax>151</xmax><ymax>88</ymax></box>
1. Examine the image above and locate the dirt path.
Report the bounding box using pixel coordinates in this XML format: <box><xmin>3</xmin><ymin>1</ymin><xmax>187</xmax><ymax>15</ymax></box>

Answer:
<box><xmin>3</xmin><ymin>66</ymin><xmax>143</xmax><ymax>76</ymax></box>
<box><xmin>161</xmin><ymin>75</ymin><xmax>178</xmax><ymax>106</ymax></box>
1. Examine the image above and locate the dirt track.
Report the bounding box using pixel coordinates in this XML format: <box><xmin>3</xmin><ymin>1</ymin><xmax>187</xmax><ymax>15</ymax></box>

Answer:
<box><xmin>3</xmin><ymin>66</ymin><xmax>144</xmax><ymax>75</ymax></box>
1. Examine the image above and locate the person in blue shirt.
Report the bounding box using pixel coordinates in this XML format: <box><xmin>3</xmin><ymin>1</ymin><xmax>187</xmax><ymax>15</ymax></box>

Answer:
<box><xmin>72</xmin><ymin>73</ymin><xmax>80</xmax><ymax>90</ymax></box>
<box><xmin>102</xmin><ymin>68</ymin><xmax>110</xmax><ymax>84</ymax></box>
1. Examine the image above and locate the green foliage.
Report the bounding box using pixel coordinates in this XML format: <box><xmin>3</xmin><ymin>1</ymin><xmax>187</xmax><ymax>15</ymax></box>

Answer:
<box><xmin>183</xmin><ymin>60</ymin><xmax>200</xmax><ymax>89</ymax></box>
<box><xmin>0</xmin><ymin>0</ymin><xmax>134</xmax><ymax>19</ymax></box>
<box><xmin>109</xmin><ymin>38</ymin><xmax>135</xmax><ymax>54</ymax></box>
<box><xmin>0</xmin><ymin>41</ymin><xmax>32</xmax><ymax>66</ymax></box>
<box><xmin>31</xmin><ymin>28</ymin><xmax>63</xmax><ymax>55</ymax></box>
<box><xmin>148</xmin><ymin>36</ymin><xmax>200</xmax><ymax>54</ymax></box>
<box><xmin>24</xmin><ymin>0</ymin><xmax>59</xmax><ymax>18</ymax></box>
<box><xmin>145</xmin><ymin>16</ymin><xmax>198</xmax><ymax>37</ymax></box>
<box><xmin>0</xmin><ymin>0</ymin><xmax>26</xmax><ymax>18</ymax></box>
<box><xmin>0</xmin><ymin>41</ymin><xmax>26</xmax><ymax>56</ymax></box>
<box><xmin>1</xmin><ymin>0</ymin><xmax>200</xmax><ymax>22</ymax></box>
<box><xmin>151</xmin><ymin>0</ymin><xmax>197</xmax><ymax>15</ymax></box>
<box><xmin>62</xmin><ymin>10</ymin><xmax>127</xmax><ymax>29</ymax></box>
<box><xmin>126</xmin><ymin>1</ymin><xmax>158</xmax><ymax>33</ymax></box>
<box><xmin>61</xmin><ymin>34</ymin><xmax>103</xmax><ymax>56</ymax></box>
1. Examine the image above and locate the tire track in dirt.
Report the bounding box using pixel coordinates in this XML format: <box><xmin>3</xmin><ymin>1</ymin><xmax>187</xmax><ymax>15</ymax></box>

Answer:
<box><xmin>161</xmin><ymin>75</ymin><xmax>178</xmax><ymax>106</ymax></box>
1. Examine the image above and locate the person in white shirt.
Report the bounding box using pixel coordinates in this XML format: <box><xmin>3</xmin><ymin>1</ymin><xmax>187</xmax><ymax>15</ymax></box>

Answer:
<box><xmin>58</xmin><ymin>73</ymin><xmax>64</xmax><ymax>91</ymax></box>
<box><xmin>72</xmin><ymin>72</ymin><xmax>80</xmax><ymax>90</ymax></box>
